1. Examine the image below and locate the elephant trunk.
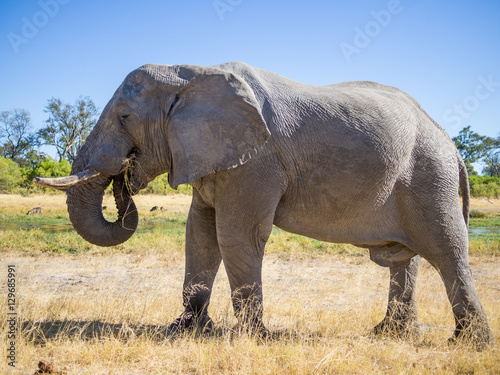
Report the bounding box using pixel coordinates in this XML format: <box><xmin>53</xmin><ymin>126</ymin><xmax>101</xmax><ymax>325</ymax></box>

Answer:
<box><xmin>65</xmin><ymin>172</ymin><xmax>138</xmax><ymax>247</ymax></box>
<box><xmin>32</xmin><ymin>118</ymin><xmax>140</xmax><ymax>247</ymax></box>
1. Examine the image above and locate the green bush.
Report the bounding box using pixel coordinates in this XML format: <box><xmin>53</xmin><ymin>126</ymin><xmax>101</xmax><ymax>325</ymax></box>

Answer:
<box><xmin>30</xmin><ymin>157</ymin><xmax>71</xmax><ymax>178</ymax></box>
<box><xmin>23</xmin><ymin>157</ymin><xmax>72</xmax><ymax>192</ymax></box>
<box><xmin>470</xmin><ymin>210</ymin><xmax>487</xmax><ymax>219</ymax></box>
<box><xmin>469</xmin><ymin>175</ymin><xmax>500</xmax><ymax>198</ymax></box>
<box><xmin>0</xmin><ymin>157</ymin><xmax>23</xmax><ymax>192</ymax></box>
<box><xmin>140</xmin><ymin>173</ymin><xmax>192</xmax><ymax>195</ymax></box>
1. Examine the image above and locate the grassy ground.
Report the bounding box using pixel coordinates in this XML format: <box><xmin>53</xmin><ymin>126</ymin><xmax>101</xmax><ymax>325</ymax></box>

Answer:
<box><xmin>1</xmin><ymin>194</ymin><xmax>499</xmax><ymax>374</ymax></box>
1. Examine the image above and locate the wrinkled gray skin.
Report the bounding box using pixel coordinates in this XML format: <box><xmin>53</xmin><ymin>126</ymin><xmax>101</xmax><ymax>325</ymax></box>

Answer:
<box><xmin>43</xmin><ymin>62</ymin><xmax>493</xmax><ymax>348</ymax></box>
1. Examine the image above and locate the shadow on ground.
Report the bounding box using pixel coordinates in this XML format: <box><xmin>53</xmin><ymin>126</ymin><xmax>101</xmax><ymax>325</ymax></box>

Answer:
<box><xmin>21</xmin><ymin>320</ymin><xmax>457</xmax><ymax>350</ymax></box>
<box><xmin>21</xmin><ymin>320</ymin><xmax>172</xmax><ymax>345</ymax></box>
<box><xmin>20</xmin><ymin>320</ymin><xmax>313</xmax><ymax>345</ymax></box>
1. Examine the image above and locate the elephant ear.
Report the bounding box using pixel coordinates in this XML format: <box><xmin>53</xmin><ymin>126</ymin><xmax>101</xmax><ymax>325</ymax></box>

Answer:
<box><xmin>166</xmin><ymin>68</ymin><xmax>270</xmax><ymax>189</ymax></box>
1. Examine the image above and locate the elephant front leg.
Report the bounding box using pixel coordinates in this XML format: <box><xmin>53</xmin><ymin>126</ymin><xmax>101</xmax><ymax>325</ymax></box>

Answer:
<box><xmin>373</xmin><ymin>254</ymin><xmax>421</xmax><ymax>338</ymax></box>
<box><xmin>169</xmin><ymin>191</ymin><xmax>222</xmax><ymax>334</ymax></box>
<box><xmin>217</xmin><ymin>217</ymin><xmax>274</xmax><ymax>337</ymax></box>
<box><xmin>224</xmin><ymin>250</ymin><xmax>266</xmax><ymax>336</ymax></box>
<box><xmin>212</xmin><ymin>167</ymin><xmax>284</xmax><ymax>337</ymax></box>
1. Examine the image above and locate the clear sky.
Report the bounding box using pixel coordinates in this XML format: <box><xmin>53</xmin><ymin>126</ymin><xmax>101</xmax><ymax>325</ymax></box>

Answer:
<box><xmin>1</xmin><ymin>0</ymin><xmax>499</xmax><ymax>159</ymax></box>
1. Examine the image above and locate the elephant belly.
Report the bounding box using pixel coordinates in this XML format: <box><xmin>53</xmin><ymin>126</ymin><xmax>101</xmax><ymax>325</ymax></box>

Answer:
<box><xmin>273</xmin><ymin>174</ymin><xmax>402</xmax><ymax>246</ymax></box>
<box><xmin>270</xmin><ymin>119</ymin><xmax>412</xmax><ymax>246</ymax></box>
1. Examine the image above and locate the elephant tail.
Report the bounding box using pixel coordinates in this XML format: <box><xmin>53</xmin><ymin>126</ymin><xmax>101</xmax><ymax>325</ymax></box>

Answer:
<box><xmin>459</xmin><ymin>155</ymin><xmax>470</xmax><ymax>229</ymax></box>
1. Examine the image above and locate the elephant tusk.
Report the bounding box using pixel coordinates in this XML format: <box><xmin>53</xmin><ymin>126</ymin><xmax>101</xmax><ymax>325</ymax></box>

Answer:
<box><xmin>33</xmin><ymin>169</ymin><xmax>102</xmax><ymax>190</ymax></box>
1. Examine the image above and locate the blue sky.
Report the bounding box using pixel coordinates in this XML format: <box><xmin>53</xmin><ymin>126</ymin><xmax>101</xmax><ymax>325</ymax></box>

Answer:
<box><xmin>1</xmin><ymin>0</ymin><xmax>499</xmax><ymax>160</ymax></box>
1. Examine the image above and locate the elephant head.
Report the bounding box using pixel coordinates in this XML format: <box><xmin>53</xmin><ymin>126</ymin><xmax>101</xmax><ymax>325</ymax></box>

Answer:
<box><xmin>34</xmin><ymin>64</ymin><xmax>270</xmax><ymax>246</ymax></box>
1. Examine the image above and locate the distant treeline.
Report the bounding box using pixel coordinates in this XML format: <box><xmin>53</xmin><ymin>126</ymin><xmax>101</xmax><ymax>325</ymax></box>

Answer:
<box><xmin>0</xmin><ymin>156</ymin><xmax>192</xmax><ymax>195</ymax></box>
<box><xmin>0</xmin><ymin>155</ymin><xmax>498</xmax><ymax>198</ymax></box>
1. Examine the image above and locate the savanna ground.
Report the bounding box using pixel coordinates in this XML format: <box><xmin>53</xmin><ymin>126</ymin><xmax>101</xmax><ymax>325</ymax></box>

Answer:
<box><xmin>1</xmin><ymin>193</ymin><xmax>499</xmax><ymax>374</ymax></box>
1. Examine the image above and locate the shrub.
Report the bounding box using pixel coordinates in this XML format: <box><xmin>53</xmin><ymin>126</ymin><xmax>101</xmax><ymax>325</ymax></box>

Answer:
<box><xmin>470</xmin><ymin>210</ymin><xmax>487</xmax><ymax>219</ymax></box>
<box><xmin>469</xmin><ymin>175</ymin><xmax>500</xmax><ymax>198</ymax></box>
<box><xmin>0</xmin><ymin>157</ymin><xmax>22</xmax><ymax>192</ymax></box>
<box><xmin>23</xmin><ymin>157</ymin><xmax>72</xmax><ymax>192</ymax></box>
<box><xmin>141</xmin><ymin>173</ymin><xmax>192</xmax><ymax>195</ymax></box>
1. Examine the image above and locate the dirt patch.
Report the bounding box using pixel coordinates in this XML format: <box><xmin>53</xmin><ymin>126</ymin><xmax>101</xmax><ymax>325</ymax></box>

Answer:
<box><xmin>470</xmin><ymin>197</ymin><xmax>500</xmax><ymax>213</ymax></box>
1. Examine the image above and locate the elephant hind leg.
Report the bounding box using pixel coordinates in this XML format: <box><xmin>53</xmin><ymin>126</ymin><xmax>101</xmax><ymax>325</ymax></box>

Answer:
<box><xmin>432</xmin><ymin>255</ymin><xmax>494</xmax><ymax>350</ymax></box>
<box><xmin>372</xmin><ymin>253</ymin><xmax>421</xmax><ymax>338</ymax></box>
<box><xmin>392</xmin><ymin>172</ymin><xmax>494</xmax><ymax>349</ymax></box>
<box><xmin>400</xmin><ymin>205</ymin><xmax>493</xmax><ymax>348</ymax></box>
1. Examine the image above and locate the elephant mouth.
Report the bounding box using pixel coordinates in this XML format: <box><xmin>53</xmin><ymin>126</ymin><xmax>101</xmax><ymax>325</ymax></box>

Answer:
<box><xmin>121</xmin><ymin>150</ymin><xmax>148</xmax><ymax>195</ymax></box>
<box><xmin>33</xmin><ymin>151</ymin><xmax>140</xmax><ymax>192</ymax></box>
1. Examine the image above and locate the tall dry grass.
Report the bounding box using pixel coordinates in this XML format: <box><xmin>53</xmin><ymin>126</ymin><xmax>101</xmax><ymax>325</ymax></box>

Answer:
<box><xmin>1</xmin><ymin>251</ymin><xmax>499</xmax><ymax>374</ymax></box>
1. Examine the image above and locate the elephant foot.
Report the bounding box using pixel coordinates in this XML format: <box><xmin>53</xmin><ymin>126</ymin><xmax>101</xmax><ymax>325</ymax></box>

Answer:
<box><xmin>448</xmin><ymin>313</ymin><xmax>495</xmax><ymax>351</ymax></box>
<box><xmin>374</xmin><ymin>301</ymin><xmax>420</xmax><ymax>339</ymax></box>
<box><xmin>373</xmin><ymin>313</ymin><xmax>420</xmax><ymax>340</ymax></box>
<box><xmin>167</xmin><ymin>311</ymin><xmax>213</xmax><ymax>336</ymax></box>
<box><xmin>230</xmin><ymin>321</ymin><xmax>269</xmax><ymax>341</ymax></box>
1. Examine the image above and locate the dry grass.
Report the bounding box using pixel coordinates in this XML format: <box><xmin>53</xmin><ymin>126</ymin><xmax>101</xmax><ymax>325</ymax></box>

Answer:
<box><xmin>0</xmin><ymin>193</ymin><xmax>192</xmax><ymax>216</ymax></box>
<box><xmin>1</xmin><ymin>252</ymin><xmax>499</xmax><ymax>374</ymax></box>
<box><xmin>2</xmin><ymin>193</ymin><xmax>497</xmax><ymax>215</ymax></box>
<box><xmin>1</xmin><ymin>194</ymin><xmax>499</xmax><ymax>374</ymax></box>
<box><xmin>470</xmin><ymin>197</ymin><xmax>500</xmax><ymax>213</ymax></box>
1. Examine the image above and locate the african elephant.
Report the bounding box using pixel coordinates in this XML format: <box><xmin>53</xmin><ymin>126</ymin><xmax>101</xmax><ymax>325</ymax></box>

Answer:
<box><xmin>34</xmin><ymin>62</ymin><xmax>493</xmax><ymax>348</ymax></box>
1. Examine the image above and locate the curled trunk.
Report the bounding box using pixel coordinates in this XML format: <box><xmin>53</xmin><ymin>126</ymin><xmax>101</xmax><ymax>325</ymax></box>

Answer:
<box><xmin>66</xmin><ymin>172</ymin><xmax>138</xmax><ymax>247</ymax></box>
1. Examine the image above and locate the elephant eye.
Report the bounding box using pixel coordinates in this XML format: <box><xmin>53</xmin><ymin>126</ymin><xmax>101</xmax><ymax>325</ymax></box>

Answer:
<box><xmin>167</xmin><ymin>95</ymin><xmax>180</xmax><ymax>116</ymax></box>
<box><xmin>120</xmin><ymin>114</ymin><xmax>130</xmax><ymax>125</ymax></box>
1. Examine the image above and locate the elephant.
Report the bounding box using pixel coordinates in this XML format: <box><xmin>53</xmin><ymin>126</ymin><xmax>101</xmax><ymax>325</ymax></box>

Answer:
<box><xmin>27</xmin><ymin>207</ymin><xmax>42</xmax><ymax>215</ymax></box>
<box><xmin>34</xmin><ymin>61</ymin><xmax>493</xmax><ymax>348</ymax></box>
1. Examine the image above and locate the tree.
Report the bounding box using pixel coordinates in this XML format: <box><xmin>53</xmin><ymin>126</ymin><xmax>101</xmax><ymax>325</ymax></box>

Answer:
<box><xmin>0</xmin><ymin>109</ymin><xmax>39</xmax><ymax>163</ymax></box>
<box><xmin>452</xmin><ymin>126</ymin><xmax>497</xmax><ymax>175</ymax></box>
<box><xmin>38</xmin><ymin>97</ymin><xmax>98</xmax><ymax>163</ymax></box>
<box><xmin>18</xmin><ymin>149</ymin><xmax>46</xmax><ymax>170</ymax></box>
<box><xmin>483</xmin><ymin>135</ymin><xmax>500</xmax><ymax>176</ymax></box>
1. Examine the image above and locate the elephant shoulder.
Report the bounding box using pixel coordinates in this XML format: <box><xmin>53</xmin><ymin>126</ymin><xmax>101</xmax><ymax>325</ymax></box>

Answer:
<box><xmin>215</xmin><ymin>62</ymin><xmax>308</xmax><ymax>92</ymax></box>
<box><xmin>215</xmin><ymin>61</ymin><xmax>260</xmax><ymax>79</ymax></box>
<box><xmin>328</xmin><ymin>80</ymin><xmax>402</xmax><ymax>93</ymax></box>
